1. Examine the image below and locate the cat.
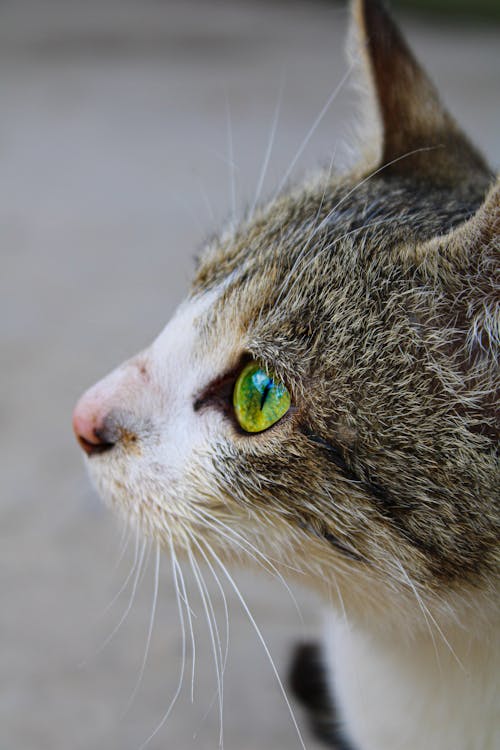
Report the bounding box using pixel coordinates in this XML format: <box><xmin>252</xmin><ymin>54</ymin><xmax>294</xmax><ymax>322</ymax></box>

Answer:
<box><xmin>72</xmin><ymin>1</ymin><xmax>499</xmax><ymax>748</ymax></box>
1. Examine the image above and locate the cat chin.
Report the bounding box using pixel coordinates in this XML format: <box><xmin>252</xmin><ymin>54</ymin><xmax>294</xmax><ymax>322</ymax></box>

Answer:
<box><xmin>87</xmin><ymin>442</ymin><xmax>497</xmax><ymax>642</ymax></box>
<box><xmin>99</xmin><ymin>484</ymin><xmax>497</xmax><ymax>642</ymax></box>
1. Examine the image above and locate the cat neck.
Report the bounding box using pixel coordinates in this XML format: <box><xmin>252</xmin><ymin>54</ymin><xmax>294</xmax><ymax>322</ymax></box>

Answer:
<box><xmin>326</xmin><ymin>612</ymin><xmax>500</xmax><ymax>750</ymax></box>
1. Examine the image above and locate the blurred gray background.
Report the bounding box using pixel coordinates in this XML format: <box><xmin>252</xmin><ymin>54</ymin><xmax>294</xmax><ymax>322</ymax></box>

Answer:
<box><xmin>1</xmin><ymin>1</ymin><xmax>498</xmax><ymax>749</ymax></box>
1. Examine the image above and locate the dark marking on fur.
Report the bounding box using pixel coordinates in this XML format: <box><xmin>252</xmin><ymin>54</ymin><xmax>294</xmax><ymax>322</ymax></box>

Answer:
<box><xmin>289</xmin><ymin>642</ymin><xmax>357</xmax><ymax>750</ymax></box>
<box><xmin>323</xmin><ymin>531</ymin><xmax>365</xmax><ymax>563</ymax></box>
<box><xmin>302</xmin><ymin>431</ymin><xmax>355</xmax><ymax>475</ymax></box>
<box><xmin>299</xmin><ymin>428</ymin><xmax>498</xmax><ymax>581</ymax></box>
<box><xmin>302</xmin><ymin>429</ymin><xmax>393</xmax><ymax>506</ymax></box>
<box><xmin>298</xmin><ymin>518</ymin><xmax>365</xmax><ymax>563</ymax></box>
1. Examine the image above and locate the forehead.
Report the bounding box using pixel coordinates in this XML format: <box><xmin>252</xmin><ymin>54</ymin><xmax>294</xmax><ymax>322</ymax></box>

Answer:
<box><xmin>192</xmin><ymin>180</ymin><xmax>341</xmax><ymax>295</ymax></box>
<box><xmin>189</xmin><ymin>173</ymin><xmax>484</xmax><ymax>374</ymax></box>
<box><xmin>190</xmin><ymin>178</ymin><xmax>374</xmax><ymax>370</ymax></box>
<box><xmin>192</xmin><ymin>172</ymin><xmax>483</xmax><ymax>300</ymax></box>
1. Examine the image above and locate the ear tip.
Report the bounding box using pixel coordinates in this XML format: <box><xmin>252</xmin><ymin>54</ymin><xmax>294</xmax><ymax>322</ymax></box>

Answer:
<box><xmin>351</xmin><ymin>0</ymin><xmax>406</xmax><ymax>65</ymax></box>
<box><xmin>352</xmin><ymin>0</ymin><xmax>402</xmax><ymax>47</ymax></box>
<box><xmin>352</xmin><ymin>0</ymin><xmax>390</xmax><ymax>26</ymax></box>
<box><xmin>349</xmin><ymin>0</ymin><xmax>492</xmax><ymax>183</ymax></box>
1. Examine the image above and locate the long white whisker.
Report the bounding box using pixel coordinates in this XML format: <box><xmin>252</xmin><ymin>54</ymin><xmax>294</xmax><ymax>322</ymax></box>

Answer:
<box><xmin>187</xmin><ymin>529</ymin><xmax>230</xmax><ymax>674</ymax></box>
<box><xmin>271</xmin><ymin>148</ymin><xmax>338</xmax><ymax>310</ymax></box>
<box><xmin>225</xmin><ymin>96</ymin><xmax>237</xmax><ymax>225</ymax></box>
<box><xmin>309</xmin><ymin>145</ymin><xmax>443</xmax><ymax>245</ymax></box>
<box><xmin>307</xmin><ymin>145</ymin><xmax>441</xmax><ymax>244</ymax></box>
<box><xmin>196</xmin><ymin>505</ymin><xmax>303</xmax><ymax>571</ymax></box>
<box><xmin>175</xmin><ymin>586</ymin><xmax>197</xmax><ymax>619</ymax></box>
<box><xmin>424</xmin><ymin>609</ymin><xmax>466</xmax><ymax>674</ymax></box>
<box><xmin>137</xmin><ymin>538</ymin><xmax>153</xmax><ymax>588</ymax></box>
<box><xmin>98</xmin><ymin>525</ymin><xmax>140</xmax><ymax>620</ymax></box>
<box><xmin>204</xmin><ymin>541</ymin><xmax>308</xmax><ymax>750</ymax></box>
<box><xmin>394</xmin><ymin>559</ymin><xmax>443</xmax><ymax>674</ymax></box>
<box><xmin>123</xmin><ymin>542</ymin><xmax>161</xmax><ymax>714</ymax></box>
<box><xmin>331</xmin><ymin>573</ymin><xmax>348</xmax><ymax>629</ymax></box>
<box><xmin>187</xmin><ymin>545</ymin><xmax>225</xmax><ymax>749</ymax></box>
<box><xmin>250</xmin><ymin>76</ymin><xmax>285</xmax><ymax>218</ymax></box>
<box><xmin>82</xmin><ymin>539</ymin><xmax>147</xmax><ymax>666</ymax></box>
<box><xmin>273</xmin><ymin>63</ymin><xmax>353</xmax><ymax>200</ymax></box>
<box><xmin>139</xmin><ymin>536</ymin><xmax>186</xmax><ymax>750</ymax></box>
<box><xmin>395</xmin><ymin>560</ymin><xmax>465</xmax><ymax>674</ymax></box>
<box><xmin>110</xmin><ymin>520</ymin><xmax>133</xmax><ymax>576</ymax></box>
<box><xmin>275</xmin><ymin>145</ymin><xmax>443</xmax><ymax>310</ymax></box>
<box><xmin>192</xmin><ymin>504</ymin><xmax>299</xmax><ymax>577</ymax></box>
<box><xmin>191</xmin><ymin>505</ymin><xmax>305</xmax><ymax>626</ymax></box>
<box><xmin>280</xmin><ymin>215</ymin><xmax>400</xmax><ymax>309</ymax></box>
<box><xmin>186</xmin><ymin>528</ymin><xmax>232</xmax><ymax>744</ymax></box>
<box><xmin>174</xmin><ymin>535</ymin><xmax>197</xmax><ymax>703</ymax></box>
<box><xmin>198</xmin><ymin>178</ymin><xmax>216</xmax><ymax>226</ymax></box>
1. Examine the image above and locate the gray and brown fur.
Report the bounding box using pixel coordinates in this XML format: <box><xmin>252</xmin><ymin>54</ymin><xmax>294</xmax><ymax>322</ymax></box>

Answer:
<box><xmin>74</xmin><ymin>1</ymin><xmax>499</xmax><ymax>746</ymax></box>
<box><xmin>191</xmin><ymin>0</ymin><xmax>498</xmax><ymax>620</ymax></box>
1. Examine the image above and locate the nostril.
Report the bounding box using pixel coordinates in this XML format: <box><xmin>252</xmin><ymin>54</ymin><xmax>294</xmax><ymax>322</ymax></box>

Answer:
<box><xmin>72</xmin><ymin>403</ymin><xmax>118</xmax><ymax>458</ymax></box>
<box><xmin>76</xmin><ymin>429</ymin><xmax>116</xmax><ymax>457</ymax></box>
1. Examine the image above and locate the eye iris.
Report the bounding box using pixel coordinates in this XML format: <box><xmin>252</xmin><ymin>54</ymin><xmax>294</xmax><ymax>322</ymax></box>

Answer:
<box><xmin>233</xmin><ymin>362</ymin><xmax>291</xmax><ymax>433</ymax></box>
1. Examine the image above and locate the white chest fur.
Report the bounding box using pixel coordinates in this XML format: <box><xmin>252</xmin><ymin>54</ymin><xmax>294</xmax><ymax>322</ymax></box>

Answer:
<box><xmin>324</xmin><ymin>614</ymin><xmax>500</xmax><ymax>750</ymax></box>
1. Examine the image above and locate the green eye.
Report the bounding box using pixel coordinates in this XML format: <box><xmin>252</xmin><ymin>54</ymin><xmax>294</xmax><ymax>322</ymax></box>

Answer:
<box><xmin>233</xmin><ymin>361</ymin><xmax>291</xmax><ymax>433</ymax></box>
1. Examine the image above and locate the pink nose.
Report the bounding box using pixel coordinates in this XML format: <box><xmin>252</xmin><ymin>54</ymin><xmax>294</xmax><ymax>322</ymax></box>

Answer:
<box><xmin>72</xmin><ymin>396</ymin><xmax>116</xmax><ymax>457</ymax></box>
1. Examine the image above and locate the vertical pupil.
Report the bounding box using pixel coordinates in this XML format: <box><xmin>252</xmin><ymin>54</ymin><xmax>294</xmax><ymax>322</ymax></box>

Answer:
<box><xmin>259</xmin><ymin>379</ymin><xmax>273</xmax><ymax>410</ymax></box>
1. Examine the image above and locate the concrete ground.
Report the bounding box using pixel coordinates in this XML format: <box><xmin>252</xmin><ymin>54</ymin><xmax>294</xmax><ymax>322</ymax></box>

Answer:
<box><xmin>0</xmin><ymin>1</ymin><xmax>498</xmax><ymax>749</ymax></box>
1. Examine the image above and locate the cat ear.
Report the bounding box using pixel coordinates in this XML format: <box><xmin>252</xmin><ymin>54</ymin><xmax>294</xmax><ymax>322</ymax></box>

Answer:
<box><xmin>350</xmin><ymin>0</ymin><xmax>491</xmax><ymax>184</ymax></box>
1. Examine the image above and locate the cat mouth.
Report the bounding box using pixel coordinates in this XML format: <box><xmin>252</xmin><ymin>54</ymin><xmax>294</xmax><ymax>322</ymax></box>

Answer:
<box><xmin>77</xmin><ymin>434</ymin><xmax>115</xmax><ymax>456</ymax></box>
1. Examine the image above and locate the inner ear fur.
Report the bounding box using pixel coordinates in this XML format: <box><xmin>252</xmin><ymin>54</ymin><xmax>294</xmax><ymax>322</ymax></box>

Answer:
<box><xmin>351</xmin><ymin>0</ymin><xmax>491</xmax><ymax>186</ymax></box>
<box><xmin>414</xmin><ymin>178</ymin><xmax>499</xmax><ymax>264</ymax></box>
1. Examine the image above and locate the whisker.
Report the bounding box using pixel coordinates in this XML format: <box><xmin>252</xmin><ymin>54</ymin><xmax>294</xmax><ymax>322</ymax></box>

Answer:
<box><xmin>139</xmin><ymin>535</ymin><xmax>186</xmax><ymax>750</ymax></box>
<box><xmin>137</xmin><ymin>537</ymin><xmax>153</xmax><ymax>588</ymax></box>
<box><xmin>110</xmin><ymin>520</ymin><xmax>133</xmax><ymax>577</ymax></box>
<box><xmin>271</xmin><ymin>148</ymin><xmax>338</xmax><ymax>311</ymax></box>
<box><xmin>249</xmin><ymin>75</ymin><xmax>285</xmax><ymax>219</ymax></box>
<box><xmin>186</xmin><ymin>528</ymin><xmax>230</xmax><ymax>674</ymax></box>
<box><xmin>275</xmin><ymin>145</ymin><xmax>443</xmax><ymax>309</ymax></box>
<box><xmin>185</xmin><ymin>556</ymin><xmax>220</xmax><ymax>667</ymax></box>
<box><xmin>273</xmin><ymin>63</ymin><xmax>353</xmax><ymax>200</ymax></box>
<box><xmin>280</xmin><ymin>215</ymin><xmax>400</xmax><ymax>309</ymax></box>
<box><xmin>187</xmin><ymin>544</ymin><xmax>225</xmax><ymax>749</ymax></box>
<box><xmin>192</xmin><ymin>504</ymin><xmax>292</xmax><ymax>573</ymax></box>
<box><xmin>330</xmin><ymin>572</ymin><xmax>348</xmax><ymax>630</ymax></box>
<box><xmin>398</xmin><ymin>560</ymin><xmax>466</xmax><ymax>674</ymax></box>
<box><xmin>203</xmin><ymin>540</ymin><xmax>308</xmax><ymax>750</ymax></box>
<box><xmin>394</xmin><ymin>559</ymin><xmax>442</xmax><ymax>674</ymax></box>
<box><xmin>98</xmin><ymin>525</ymin><xmax>140</xmax><ymax>621</ymax></box>
<box><xmin>81</xmin><ymin>538</ymin><xmax>147</xmax><ymax>667</ymax></box>
<box><xmin>306</xmin><ymin>144</ymin><xmax>443</xmax><ymax>244</ymax></box>
<box><xmin>198</xmin><ymin>178</ymin><xmax>216</xmax><ymax>226</ymax></box>
<box><xmin>186</xmin><ymin>527</ymin><xmax>233</xmax><ymax>745</ymax></box>
<box><xmin>191</xmin><ymin>505</ymin><xmax>305</xmax><ymax>627</ymax></box>
<box><xmin>122</xmin><ymin>542</ymin><xmax>161</xmax><ymax>714</ymax></box>
<box><xmin>225</xmin><ymin>96</ymin><xmax>237</xmax><ymax>226</ymax></box>
<box><xmin>423</xmin><ymin>610</ymin><xmax>466</xmax><ymax>674</ymax></box>
<box><xmin>173</xmin><ymin>534</ymin><xmax>197</xmax><ymax>703</ymax></box>
<box><xmin>175</xmin><ymin>583</ymin><xmax>197</xmax><ymax>620</ymax></box>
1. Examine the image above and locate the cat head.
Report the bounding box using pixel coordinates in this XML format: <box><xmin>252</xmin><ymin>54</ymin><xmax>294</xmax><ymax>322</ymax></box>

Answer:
<box><xmin>73</xmin><ymin>0</ymin><xmax>499</xmax><ymax>634</ymax></box>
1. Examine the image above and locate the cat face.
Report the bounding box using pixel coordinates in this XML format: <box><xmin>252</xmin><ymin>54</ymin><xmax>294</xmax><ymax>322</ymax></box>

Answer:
<box><xmin>73</xmin><ymin>0</ymin><xmax>499</xmax><ymax>633</ymax></box>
